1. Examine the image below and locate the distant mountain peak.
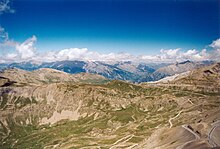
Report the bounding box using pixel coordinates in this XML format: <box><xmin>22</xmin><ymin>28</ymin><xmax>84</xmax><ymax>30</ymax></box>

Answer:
<box><xmin>177</xmin><ymin>60</ymin><xmax>192</xmax><ymax>65</ymax></box>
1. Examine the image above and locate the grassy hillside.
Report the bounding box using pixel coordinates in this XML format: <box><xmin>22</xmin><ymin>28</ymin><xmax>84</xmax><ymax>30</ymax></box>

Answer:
<box><xmin>0</xmin><ymin>65</ymin><xmax>220</xmax><ymax>148</ymax></box>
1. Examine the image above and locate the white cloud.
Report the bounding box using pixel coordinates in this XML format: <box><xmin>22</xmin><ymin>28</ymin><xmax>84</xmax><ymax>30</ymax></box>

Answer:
<box><xmin>209</xmin><ymin>38</ymin><xmax>220</xmax><ymax>61</ymax></box>
<box><xmin>0</xmin><ymin>0</ymin><xmax>15</xmax><ymax>14</ymax></box>
<box><xmin>31</xmin><ymin>47</ymin><xmax>210</xmax><ymax>63</ymax></box>
<box><xmin>2</xmin><ymin>35</ymin><xmax>37</xmax><ymax>62</ymax></box>
<box><xmin>0</xmin><ymin>26</ymin><xmax>18</xmax><ymax>57</ymax></box>
<box><xmin>159</xmin><ymin>48</ymin><xmax>181</xmax><ymax>60</ymax></box>
<box><xmin>0</xmin><ymin>26</ymin><xmax>8</xmax><ymax>42</ymax></box>
<box><xmin>0</xmin><ymin>26</ymin><xmax>17</xmax><ymax>47</ymax></box>
<box><xmin>15</xmin><ymin>35</ymin><xmax>37</xmax><ymax>59</ymax></box>
<box><xmin>1</xmin><ymin>36</ymin><xmax>220</xmax><ymax>63</ymax></box>
<box><xmin>0</xmin><ymin>39</ymin><xmax>17</xmax><ymax>47</ymax></box>
<box><xmin>139</xmin><ymin>48</ymin><xmax>210</xmax><ymax>62</ymax></box>
<box><xmin>56</xmin><ymin>48</ymin><xmax>88</xmax><ymax>60</ymax></box>
<box><xmin>5</xmin><ymin>52</ymin><xmax>17</xmax><ymax>59</ymax></box>
<box><xmin>210</xmin><ymin>38</ymin><xmax>220</xmax><ymax>50</ymax></box>
<box><xmin>31</xmin><ymin>48</ymin><xmax>134</xmax><ymax>62</ymax></box>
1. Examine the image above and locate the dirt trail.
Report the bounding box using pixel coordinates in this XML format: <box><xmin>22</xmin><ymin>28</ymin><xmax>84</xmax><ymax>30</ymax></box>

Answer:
<box><xmin>109</xmin><ymin>134</ymin><xmax>134</xmax><ymax>149</ymax></box>
<box><xmin>169</xmin><ymin>110</ymin><xmax>183</xmax><ymax>128</ymax></box>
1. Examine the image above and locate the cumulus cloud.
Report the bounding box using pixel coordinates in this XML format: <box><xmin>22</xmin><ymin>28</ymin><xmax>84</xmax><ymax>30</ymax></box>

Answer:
<box><xmin>3</xmin><ymin>35</ymin><xmax>37</xmax><ymax>62</ymax></box>
<box><xmin>0</xmin><ymin>0</ymin><xmax>15</xmax><ymax>14</ymax></box>
<box><xmin>56</xmin><ymin>48</ymin><xmax>89</xmax><ymax>60</ymax></box>
<box><xmin>159</xmin><ymin>48</ymin><xmax>181</xmax><ymax>60</ymax></box>
<box><xmin>210</xmin><ymin>38</ymin><xmax>220</xmax><ymax>49</ymax></box>
<box><xmin>1</xmin><ymin>35</ymin><xmax>220</xmax><ymax>63</ymax></box>
<box><xmin>30</xmin><ymin>47</ymin><xmax>210</xmax><ymax>63</ymax></box>
<box><xmin>139</xmin><ymin>48</ymin><xmax>210</xmax><ymax>62</ymax></box>
<box><xmin>15</xmin><ymin>35</ymin><xmax>37</xmax><ymax>59</ymax></box>
<box><xmin>31</xmin><ymin>48</ymin><xmax>135</xmax><ymax>62</ymax></box>
<box><xmin>209</xmin><ymin>38</ymin><xmax>220</xmax><ymax>61</ymax></box>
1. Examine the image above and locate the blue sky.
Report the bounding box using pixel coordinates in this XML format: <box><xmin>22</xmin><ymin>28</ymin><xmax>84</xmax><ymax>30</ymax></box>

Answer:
<box><xmin>0</xmin><ymin>0</ymin><xmax>220</xmax><ymax>63</ymax></box>
<box><xmin>0</xmin><ymin>0</ymin><xmax>219</xmax><ymax>55</ymax></box>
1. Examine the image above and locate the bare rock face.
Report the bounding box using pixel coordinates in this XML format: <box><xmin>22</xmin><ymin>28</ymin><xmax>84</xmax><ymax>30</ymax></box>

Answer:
<box><xmin>0</xmin><ymin>64</ymin><xmax>220</xmax><ymax>149</ymax></box>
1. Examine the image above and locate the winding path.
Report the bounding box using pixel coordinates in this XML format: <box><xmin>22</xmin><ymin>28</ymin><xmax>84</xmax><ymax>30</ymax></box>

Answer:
<box><xmin>169</xmin><ymin>110</ymin><xmax>183</xmax><ymax>128</ymax></box>
<box><xmin>109</xmin><ymin>134</ymin><xmax>134</xmax><ymax>149</ymax></box>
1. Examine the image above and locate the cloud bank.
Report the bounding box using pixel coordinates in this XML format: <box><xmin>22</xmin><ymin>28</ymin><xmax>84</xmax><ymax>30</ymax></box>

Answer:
<box><xmin>0</xmin><ymin>33</ymin><xmax>220</xmax><ymax>63</ymax></box>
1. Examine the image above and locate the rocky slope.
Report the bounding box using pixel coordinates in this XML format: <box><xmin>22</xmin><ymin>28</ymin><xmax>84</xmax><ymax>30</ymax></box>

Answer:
<box><xmin>152</xmin><ymin>60</ymin><xmax>214</xmax><ymax>81</ymax></box>
<box><xmin>172</xmin><ymin>62</ymin><xmax>220</xmax><ymax>87</ymax></box>
<box><xmin>0</xmin><ymin>65</ymin><xmax>219</xmax><ymax>149</ymax></box>
<box><xmin>150</xmin><ymin>62</ymin><xmax>220</xmax><ymax>94</ymax></box>
<box><xmin>0</xmin><ymin>68</ymin><xmax>108</xmax><ymax>85</ymax></box>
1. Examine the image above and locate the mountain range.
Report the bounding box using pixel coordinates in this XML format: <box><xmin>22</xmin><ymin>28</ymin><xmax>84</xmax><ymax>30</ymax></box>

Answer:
<box><xmin>0</xmin><ymin>60</ymin><xmax>214</xmax><ymax>83</ymax></box>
